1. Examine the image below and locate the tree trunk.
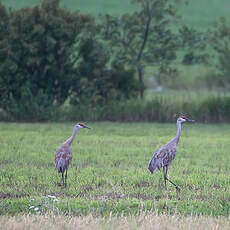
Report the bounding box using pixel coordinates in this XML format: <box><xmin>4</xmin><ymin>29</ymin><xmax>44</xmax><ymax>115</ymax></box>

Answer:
<box><xmin>137</xmin><ymin>63</ymin><xmax>144</xmax><ymax>98</ymax></box>
<box><xmin>136</xmin><ymin>4</ymin><xmax>152</xmax><ymax>98</ymax></box>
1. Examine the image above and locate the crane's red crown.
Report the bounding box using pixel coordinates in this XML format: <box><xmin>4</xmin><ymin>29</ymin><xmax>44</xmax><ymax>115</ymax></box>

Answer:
<box><xmin>180</xmin><ymin>115</ymin><xmax>186</xmax><ymax>119</ymax></box>
<box><xmin>78</xmin><ymin>123</ymin><xmax>84</xmax><ymax>127</ymax></box>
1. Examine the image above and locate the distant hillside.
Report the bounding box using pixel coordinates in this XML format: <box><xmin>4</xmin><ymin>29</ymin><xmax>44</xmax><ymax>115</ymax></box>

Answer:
<box><xmin>179</xmin><ymin>0</ymin><xmax>230</xmax><ymax>29</ymax></box>
<box><xmin>1</xmin><ymin>0</ymin><xmax>230</xmax><ymax>30</ymax></box>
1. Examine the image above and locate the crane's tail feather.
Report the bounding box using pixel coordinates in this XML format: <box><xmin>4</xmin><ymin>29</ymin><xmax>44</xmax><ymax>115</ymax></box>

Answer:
<box><xmin>57</xmin><ymin>158</ymin><xmax>66</xmax><ymax>173</ymax></box>
<box><xmin>148</xmin><ymin>158</ymin><xmax>161</xmax><ymax>174</ymax></box>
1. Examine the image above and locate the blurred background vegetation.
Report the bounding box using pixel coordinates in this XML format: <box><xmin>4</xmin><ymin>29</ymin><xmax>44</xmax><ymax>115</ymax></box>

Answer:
<box><xmin>0</xmin><ymin>0</ymin><xmax>230</xmax><ymax>122</ymax></box>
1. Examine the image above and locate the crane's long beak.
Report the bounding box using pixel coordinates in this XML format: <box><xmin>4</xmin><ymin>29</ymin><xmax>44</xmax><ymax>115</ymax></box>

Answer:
<box><xmin>83</xmin><ymin>125</ymin><xmax>91</xmax><ymax>129</ymax></box>
<box><xmin>186</xmin><ymin>118</ymin><xmax>195</xmax><ymax>123</ymax></box>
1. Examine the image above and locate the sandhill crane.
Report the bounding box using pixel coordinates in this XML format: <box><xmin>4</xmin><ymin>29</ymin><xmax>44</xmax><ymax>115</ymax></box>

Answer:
<box><xmin>55</xmin><ymin>123</ymin><xmax>90</xmax><ymax>187</ymax></box>
<box><xmin>148</xmin><ymin>116</ymin><xmax>195</xmax><ymax>190</ymax></box>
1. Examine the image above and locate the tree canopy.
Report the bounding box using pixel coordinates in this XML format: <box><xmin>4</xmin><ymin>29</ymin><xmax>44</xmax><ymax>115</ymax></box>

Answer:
<box><xmin>0</xmin><ymin>0</ymin><xmax>94</xmax><ymax>117</ymax></box>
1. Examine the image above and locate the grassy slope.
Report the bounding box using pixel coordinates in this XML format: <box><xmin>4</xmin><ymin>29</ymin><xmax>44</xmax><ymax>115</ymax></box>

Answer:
<box><xmin>1</xmin><ymin>0</ymin><xmax>230</xmax><ymax>29</ymax></box>
<box><xmin>0</xmin><ymin>122</ymin><xmax>229</xmax><ymax>216</ymax></box>
<box><xmin>179</xmin><ymin>0</ymin><xmax>230</xmax><ymax>29</ymax></box>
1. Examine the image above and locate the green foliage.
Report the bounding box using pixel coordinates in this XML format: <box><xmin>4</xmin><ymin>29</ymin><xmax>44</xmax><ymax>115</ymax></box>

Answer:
<box><xmin>0</xmin><ymin>0</ymin><xmax>140</xmax><ymax>118</ymax></box>
<box><xmin>70</xmin><ymin>38</ymin><xmax>139</xmax><ymax>105</ymax></box>
<box><xmin>100</xmin><ymin>0</ymin><xmax>183</xmax><ymax>98</ymax></box>
<box><xmin>0</xmin><ymin>0</ymin><xmax>229</xmax><ymax>121</ymax></box>
<box><xmin>0</xmin><ymin>122</ymin><xmax>229</xmax><ymax>216</ymax></box>
<box><xmin>179</xmin><ymin>25</ymin><xmax>209</xmax><ymax>65</ymax></box>
<box><xmin>1</xmin><ymin>90</ymin><xmax>230</xmax><ymax>122</ymax></box>
<box><xmin>210</xmin><ymin>17</ymin><xmax>230</xmax><ymax>88</ymax></box>
<box><xmin>1</xmin><ymin>0</ymin><xmax>230</xmax><ymax>92</ymax></box>
<box><xmin>0</xmin><ymin>0</ymin><xmax>94</xmax><ymax>118</ymax></box>
<box><xmin>53</xmin><ymin>92</ymin><xmax>230</xmax><ymax>123</ymax></box>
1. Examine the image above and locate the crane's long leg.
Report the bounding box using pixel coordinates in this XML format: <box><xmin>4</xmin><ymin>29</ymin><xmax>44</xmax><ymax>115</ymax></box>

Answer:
<box><xmin>163</xmin><ymin>166</ymin><xmax>167</xmax><ymax>189</ymax></box>
<box><xmin>62</xmin><ymin>171</ymin><xmax>64</xmax><ymax>186</ymax></box>
<box><xmin>164</xmin><ymin>166</ymin><xmax>180</xmax><ymax>190</ymax></box>
<box><xmin>65</xmin><ymin>169</ymin><xmax>68</xmax><ymax>187</ymax></box>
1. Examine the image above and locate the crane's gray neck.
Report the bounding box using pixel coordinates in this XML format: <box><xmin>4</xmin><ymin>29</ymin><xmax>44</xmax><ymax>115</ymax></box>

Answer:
<box><xmin>66</xmin><ymin>126</ymin><xmax>78</xmax><ymax>145</ymax></box>
<box><xmin>168</xmin><ymin>121</ymin><xmax>182</xmax><ymax>146</ymax></box>
<box><xmin>175</xmin><ymin>121</ymin><xmax>182</xmax><ymax>145</ymax></box>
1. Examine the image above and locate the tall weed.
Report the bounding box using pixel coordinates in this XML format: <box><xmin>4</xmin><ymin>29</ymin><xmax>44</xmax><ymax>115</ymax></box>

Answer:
<box><xmin>1</xmin><ymin>93</ymin><xmax>230</xmax><ymax>122</ymax></box>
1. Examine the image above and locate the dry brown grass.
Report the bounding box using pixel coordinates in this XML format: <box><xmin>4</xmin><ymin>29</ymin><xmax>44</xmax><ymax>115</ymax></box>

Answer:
<box><xmin>0</xmin><ymin>213</ymin><xmax>229</xmax><ymax>230</ymax></box>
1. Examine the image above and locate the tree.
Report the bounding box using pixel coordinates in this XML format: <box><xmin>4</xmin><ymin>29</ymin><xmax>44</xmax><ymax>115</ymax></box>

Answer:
<box><xmin>179</xmin><ymin>25</ymin><xmax>209</xmax><ymax>65</ymax></box>
<box><xmin>100</xmin><ymin>0</ymin><xmax>182</xmax><ymax>98</ymax></box>
<box><xmin>0</xmin><ymin>0</ymin><xmax>94</xmax><ymax>117</ymax></box>
<box><xmin>210</xmin><ymin>17</ymin><xmax>230</xmax><ymax>88</ymax></box>
<box><xmin>70</xmin><ymin>38</ymin><xmax>138</xmax><ymax>105</ymax></box>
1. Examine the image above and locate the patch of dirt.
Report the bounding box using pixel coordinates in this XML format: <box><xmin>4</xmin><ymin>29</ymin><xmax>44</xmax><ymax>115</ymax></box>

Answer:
<box><xmin>0</xmin><ymin>193</ymin><xmax>30</xmax><ymax>199</ymax></box>
<box><xmin>128</xmin><ymin>193</ymin><xmax>164</xmax><ymax>200</ymax></box>
<box><xmin>84</xmin><ymin>193</ymin><xmax>168</xmax><ymax>201</ymax></box>
<box><xmin>194</xmin><ymin>195</ymin><xmax>208</xmax><ymax>201</ymax></box>
<box><xmin>211</xmin><ymin>184</ymin><xmax>223</xmax><ymax>189</ymax></box>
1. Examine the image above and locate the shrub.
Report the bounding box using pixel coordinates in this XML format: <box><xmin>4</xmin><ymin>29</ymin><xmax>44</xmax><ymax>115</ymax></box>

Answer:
<box><xmin>1</xmin><ymin>93</ymin><xmax>230</xmax><ymax>122</ymax></box>
<box><xmin>59</xmin><ymin>94</ymin><xmax>230</xmax><ymax>123</ymax></box>
<box><xmin>70</xmin><ymin>38</ymin><xmax>139</xmax><ymax>106</ymax></box>
<box><xmin>0</xmin><ymin>0</ymin><xmax>94</xmax><ymax>118</ymax></box>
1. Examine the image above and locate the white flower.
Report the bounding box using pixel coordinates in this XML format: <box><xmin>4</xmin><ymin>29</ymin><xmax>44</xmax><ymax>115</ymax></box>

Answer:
<box><xmin>34</xmin><ymin>207</ymin><xmax>39</xmax><ymax>211</ymax></box>
<box><xmin>29</xmin><ymin>206</ymin><xmax>34</xmax><ymax>209</ymax></box>
<box><xmin>47</xmin><ymin>195</ymin><xmax>57</xmax><ymax>199</ymax></box>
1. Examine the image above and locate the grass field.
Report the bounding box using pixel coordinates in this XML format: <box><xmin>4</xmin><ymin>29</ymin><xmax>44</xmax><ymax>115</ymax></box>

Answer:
<box><xmin>1</xmin><ymin>0</ymin><xmax>230</xmax><ymax>29</ymax></box>
<box><xmin>0</xmin><ymin>1</ymin><xmax>230</xmax><ymax>227</ymax></box>
<box><xmin>0</xmin><ymin>122</ymin><xmax>229</xmax><ymax>218</ymax></box>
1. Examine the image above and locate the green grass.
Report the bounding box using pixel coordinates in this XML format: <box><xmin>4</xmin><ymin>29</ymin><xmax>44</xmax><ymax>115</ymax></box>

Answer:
<box><xmin>0</xmin><ymin>122</ymin><xmax>229</xmax><ymax>216</ymax></box>
<box><xmin>0</xmin><ymin>0</ymin><xmax>136</xmax><ymax>16</ymax></box>
<box><xmin>1</xmin><ymin>0</ymin><xmax>230</xmax><ymax>29</ymax></box>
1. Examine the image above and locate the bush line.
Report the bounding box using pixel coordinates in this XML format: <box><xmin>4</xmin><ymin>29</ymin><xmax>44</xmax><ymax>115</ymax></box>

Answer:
<box><xmin>1</xmin><ymin>95</ymin><xmax>230</xmax><ymax>123</ymax></box>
